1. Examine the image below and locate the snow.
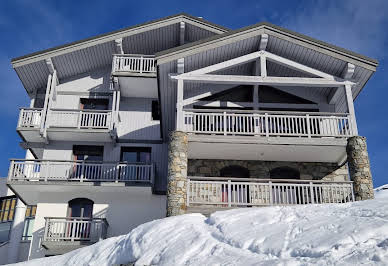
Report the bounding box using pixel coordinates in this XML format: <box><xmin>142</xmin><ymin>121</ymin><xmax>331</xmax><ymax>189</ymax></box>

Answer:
<box><xmin>14</xmin><ymin>188</ymin><xmax>388</xmax><ymax>266</ymax></box>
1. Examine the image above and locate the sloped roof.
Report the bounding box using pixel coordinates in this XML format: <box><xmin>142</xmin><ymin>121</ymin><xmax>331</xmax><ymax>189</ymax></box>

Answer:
<box><xmin>156</xmin><ymin>22</ymin><xmax>378</xmax><ymax>71</ymax></box>
<box><xmin>11</xmin><ymin>13</ymin><xmax>229</xmax><ymax>67</ymax></box>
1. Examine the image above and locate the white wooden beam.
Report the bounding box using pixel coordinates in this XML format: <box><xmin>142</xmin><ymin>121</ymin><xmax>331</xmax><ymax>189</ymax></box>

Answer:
<box><xmin>176</xmin><ymin>79</ymin><xmax>184</xmax><ymax>131</ymax></box>
<box><xmin>45</xmin><ymin>58</ymin><xmax>59</xmax><ymax>85</ymax></box>
<box><xmin>180</xmin><ymin>22</ymin><xmax>185</xmax><ymax>45</ymax></box>
<box><xmin>265</xmin><ymin>51</ymin><xmax>342</xmax><ymax>81</ymax></box>
<box><xmin>177</xmin><ymin>58</ymin><xmax>185</xmax><ymax>74</ymax></box>
<box><xmin>45</xmin><ymin>58</ymin><xmax>55</xmax><ymax>74</ymax></box>
<box><xmin>114</xmin><ymin>38</ymin><xmax>124</xmax><ymax>54</ymax></box>
<box><xmin>173</xmin><ymin>74</ymin><xmax>354</xmax><ymax>87</ymax></box>
<box><xmin>260</xmin><ymin>53</ymin><xmax>267</xmax><ymax>77</ymax></box>
<box><xmin>328</xmin><ymin>63</ymin><xmax>356</xmax><ymax>104</ymax></box>
<box><xmin>180</xmin><ymin>51</ymin><xmax>261</xmax><ymax>76</ymax></box>
<box><xmin>259</xmin><ymin>34</ymin><xmax>268</xmax><ymax>51</ymax></box>
<box><xmin>342</xmin><ymin>63</ymin><xmax>355</xmax><ymax>80</ymax></box>
<box><xmin>344</xmin><ymin>84</ymin><xmax>358</xmax><ymax>135</ymax></box>
<box><xmin>193</xmin><ymin>101</ymin><xmax>318</xmax><ymax>109</ymax></box>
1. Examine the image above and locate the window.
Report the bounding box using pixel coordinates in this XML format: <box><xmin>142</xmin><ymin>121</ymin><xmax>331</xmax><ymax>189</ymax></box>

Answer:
<box><xmin>22</xmin><ymin>205</ymin><xmax>36</xmax><ymax>241</ymax></box>
<box><xmin>68</xmin><ymin>198</ymin><xmax>94</xmax><ymax>218</ymax></box>
<box><xmin>120</xmin><ymin>147</ymin><xmax>151</xmax><ymax>164</ymax></box>
<box><xmin>152</xmin><ymin>100</ymin><xmax>160</xmax><ymax>120</ymax></box>
<box><xmin>0</xmin><ymin>196</ymin><xmax>16</xmax><ymax>243</ymax></box>
<box><xmin>80</xmin><ymin>98</ymin><xmax>109</xmax><ymax>110</ymax></box>
<box><xmin>73</xmin><ymin>145</ymin><xmax>104</xmax><ymax>161</ymax></box>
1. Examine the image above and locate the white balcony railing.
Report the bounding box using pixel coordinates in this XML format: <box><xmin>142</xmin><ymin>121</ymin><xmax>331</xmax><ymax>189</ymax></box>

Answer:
<box><xmin>187</xmin><ymin>177</ymin><xmax>354</xmax><ymax>207</ymax></box>
<box><xmin>17</xmin><ymin>108</ymin><xmax>43</xmax><ymax>128</ymax></box>
<box><xmin>43</xmin><ymin>217</ymin><xmax>108</xmax><ymax>242</ymax></box>
<box><xmin>49</xmin><ymin>109</ymin><xmax>112</xmax><ymax>130</ymax></box>
<box><xmin>8</xmin><ymin>159</ymin><xmax>155</xmax><ymax>184</ymax></box>
<box><xmin>182</xmin><ymin>109</ymin><xmax>355</xmax><ymax>138</ymax></box>
<box><xmin>112</xmin><ymin>54</ymin><xmax>156</xmax><ymax>74</ymax></box>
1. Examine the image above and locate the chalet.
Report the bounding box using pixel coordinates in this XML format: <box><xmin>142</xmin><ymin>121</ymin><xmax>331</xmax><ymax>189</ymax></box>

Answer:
<box><xmin>0</xmin><ymin>13</ymin><xmax>376</xmax><ymax>264</ymax></box>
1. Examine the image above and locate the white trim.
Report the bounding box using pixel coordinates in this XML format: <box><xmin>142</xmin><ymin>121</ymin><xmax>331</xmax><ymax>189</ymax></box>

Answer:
<box><xmin>265</xmin><ymin>51</ymin><xmax>341</xmax><ymax>80</ymax></box>
<box><xmin>259</xmin><ymin>34</ymin><xmax>268</xmax><ymax>51</ymax></box>
<box><xmin>180</xmin><ymin>51</ymin><xmax>262</xmax><ymax>76</ymax></box>
<box><xmin>172</xmin><ymin>74</ymin><xmax>354</xmax><ymax>87</ymax></box>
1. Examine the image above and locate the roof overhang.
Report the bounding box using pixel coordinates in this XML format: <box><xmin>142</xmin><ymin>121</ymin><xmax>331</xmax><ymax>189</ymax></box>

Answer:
<box><xmin>11</xmin><ymin>13</ymin><xmax>229</xmax><ymax>68</ymax></box>
<box><xmin>156</xmin><ymin>22</ymin><xmax>378</xmax><ymax>72</ymax></box>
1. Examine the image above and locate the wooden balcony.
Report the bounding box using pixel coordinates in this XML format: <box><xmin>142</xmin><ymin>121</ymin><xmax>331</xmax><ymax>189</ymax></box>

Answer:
<box><xmin>42</xmin><ymin>217</ymin><xmax>108</xmax><ymax>253</ymax></box>
<box><xmin>111</xmin><ymin>54</ymin><xmax>158</xmax><ymax>98</ymax></box>
<box><xmin>187</xmin><ymin>177</ymin><xmax>354</xmax><ymax>210</ymax></box>
<box><xmin>112</xmin><ymin>54</ymin><xmax>156</xmax><ymax>76</ymax></box>
<box><xmin>181</xmin><ymin>109</ymin><xmax>355</xmax><ymax>163</ymax></box>
<box><xmin>46</xmin><ymin>109</ymin><xmax>114</xmax><ymax>141</ymax></box>
<box><xmin>16</xmin><ymin>108</ymin><xmax>45</xmax><ymax>143</ymax></box>
<box><xmin>182</xmin><ymin>109</ymin><xmax>355</xmax><ymax>138</ymax></box>
<box><xmin>8</xmin><ymin>159</ymin><xmax>154</xmax><ymax>184</ymax></box>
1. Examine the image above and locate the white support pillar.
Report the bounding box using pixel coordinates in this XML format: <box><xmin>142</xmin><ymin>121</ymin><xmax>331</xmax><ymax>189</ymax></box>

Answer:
<box><xmin>260</xmin><ymin>53</ymin><xmax>267</xmax><ymax>77</ymax></box>
<box><xmin>176</xmin><ymin>79</ymin><xmax>184</xmax><ymax>131</ymax></box>
<box><xmin>8</xmin><ymin>199</ymin><xmax>26</xmax><ymax>264</ymax></box>
<box><xmin>180</xmin><ymin>21</ymin><xmax>185</xmax><ymax>45</ymax></box>
<box><xmin>253</xmin><ymin>58</ymin><xmax>260</xmax><ymax>110</ymax></box>
<box><xmin>344</xmin><ymin>84</ymin><xmax>358</xmax><ymax>135</ymax></box>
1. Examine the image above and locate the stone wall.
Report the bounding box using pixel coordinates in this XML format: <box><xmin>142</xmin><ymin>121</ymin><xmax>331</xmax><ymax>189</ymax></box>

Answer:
<box><xmin>188</xmin><ymin>159</ymin><xmax>349</xmax><ymax>181</ymax></box>
<box><xmin>166</xmin><ymin>131</ymin><xmax>188</xmax><ymax>216</ymax></box>
<box><xmin>347</xmin><ymin>136</ymin><xmax>374</xmax><ymax>200</ymax></box>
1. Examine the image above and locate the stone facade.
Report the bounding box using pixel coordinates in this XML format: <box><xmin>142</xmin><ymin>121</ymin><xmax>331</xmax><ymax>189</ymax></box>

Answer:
<box><xmin>188</xmin><ymin>160</ymin><xmax>349</xmax><ymax>182</ymax></box>
<box><xmin>166</xmin><ymin>131</ymin><xmax>188</xmax><ymax>216</ymax></box>
<box><xmin>347</xmin><ymin>136</ymin><xmax>374</xmax><ymax>200</ymax></box>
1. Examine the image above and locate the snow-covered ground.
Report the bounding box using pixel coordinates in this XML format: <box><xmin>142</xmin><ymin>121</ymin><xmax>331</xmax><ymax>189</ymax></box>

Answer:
<box><xmin>14</xmin><ymin>188</ymin><xmax>388</xmax><ymax>266</ymax></box>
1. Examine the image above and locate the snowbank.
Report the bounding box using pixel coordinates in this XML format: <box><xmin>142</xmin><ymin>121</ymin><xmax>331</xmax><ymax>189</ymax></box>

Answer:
<box><xmin>14</xmin><ymin>188</ymin><xmax>388</xmax><ymax>266</ymax></box>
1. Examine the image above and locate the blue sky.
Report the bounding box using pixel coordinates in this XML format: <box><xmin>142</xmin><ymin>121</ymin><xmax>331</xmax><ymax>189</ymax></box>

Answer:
<box><xmin>0</xmin><ymin>0</ymin><xmax>387</xmax><ymax>186</ymax></box>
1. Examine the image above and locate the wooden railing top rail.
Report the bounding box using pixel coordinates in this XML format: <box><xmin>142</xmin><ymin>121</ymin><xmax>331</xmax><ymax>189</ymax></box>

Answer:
<box><xmin>45</xmin><ymin>217</ymin><xmax>109</xmax><ymax>226</ymax></box>
<box><xmin>19</xmin><ymin>107</ymin><xmax>43</xmax><ymax>111</ymax></box>
<box><xmin>9</xmin><ymin>159</ymin><xmax>153</xmax><ymax>165</ymax></box>
<box><xmin>188</xmin><ymin>176</ymin><xmax>353</xmax><ymax>184</ymax></box>
<box><xmin>183</xmin><ymin>108</ymin><xmax>350</xmax><ymax>116</ymax></box>
<box><xmin>113</xmin><ymin>54</ymin><xmax>155</xmax><ymax>58</ymax></box>
<box><xmin>50</xmin><ymin>108</ymin><xmax>112</xmax><ymax>113</ymax></box>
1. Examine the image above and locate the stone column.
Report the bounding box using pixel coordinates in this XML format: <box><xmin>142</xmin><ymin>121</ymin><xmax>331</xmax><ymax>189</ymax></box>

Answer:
<box><xmin>346</xmin><ymin>136</ymin><xmax>374</xmax><ymax>200</ymax></box>
<box><xmin>8</xmin><ymin>199</ymin><xmax>26</xmax><ymax>264</ymax></box>
<box><xmin>167</xmin><ymin>131</ymin><xmax>188</xmax><ymax>216</ymax></box>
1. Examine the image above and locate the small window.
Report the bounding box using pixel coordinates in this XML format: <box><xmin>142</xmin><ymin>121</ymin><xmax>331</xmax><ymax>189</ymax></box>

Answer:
<box><xmin>152</xmin><ymin>100</ymin><xmax>160</xmax><ymax>120</ymax></box>
<box><xmin>73</xmin><ymin>145</ymin><xmax>104</xmax><ymax>161</ymax></box>
<box><xmin>270</xmin><ymin>167</ymin><xmax>300</xmax><ymax>180</ymax></box>
<box><xmin>120</xmin><ymin>147</ymin><xmax>151</xmax><ymax>164</ymax></box>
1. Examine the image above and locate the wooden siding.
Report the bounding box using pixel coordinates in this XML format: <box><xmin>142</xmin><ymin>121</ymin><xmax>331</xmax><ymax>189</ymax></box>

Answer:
<box><xmin>117</xmin><ymin>97</ymin><xmax>161</xmax><ymax>140</ymax></box>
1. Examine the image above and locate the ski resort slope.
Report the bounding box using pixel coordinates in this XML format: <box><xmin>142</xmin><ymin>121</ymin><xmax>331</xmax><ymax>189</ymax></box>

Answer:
<box><xmin>15</xmin><ymin>188</ymin><xmax>388</xmax><ymax>266</ymax></box>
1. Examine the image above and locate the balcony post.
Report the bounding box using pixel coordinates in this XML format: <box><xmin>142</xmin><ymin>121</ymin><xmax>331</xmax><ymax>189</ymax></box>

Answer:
<box><xmin>309</xmin><ymin>182</ymin><xmax>315</xmax><ymax>204</ymax></box>
<box><xmin>227</xmin><ymin>180</ymin><xmax>232</xmax><ymax>207</ymax></box>
<box><xmin>347</xmin><ymin>136</ymin><xmax>374</xmax><ymax>200</ymax></box>
<box><xmin>8</xmin><ymin>160</ymin><xmax>14</xmax><ymax>181</ymax></box>
<box><xmin>80</xmin><ymin>161</ymin><xmax>85</xmax><ymax>182</ymax></box>
<box><xmin>265</xmin><ymin>113</ymin><xmax>269</xmax><ymax>137</ymax></box>
<box><xmin>139</xmin><ymin>56</ymin><xmax>143</xmax><ymax>73</ymax></box>
<box><xmin>43</xmin><ymin>218</ymin><xmax>49</xmax><ymax>241</ymax></box>
<box><xmin>306</xmin><ymin>114</ymin><xmax>311</xmax><ymax>138</ymax></box>
<box><xmin>223</xmin><ymin>112</ymin><xmax>227</xmax><ymax>135</ymax></box>
<box><xmin>78</xmin><ymin>111</ymin><xmax>82</xmax><ymax>129</ymax></box>
<box><xmin>269</xmin><ymin>181</ymin><xmax>273</xmax><ymax>205</ymax></box>
<box><xmin>344</xmin><ymin>84</ymin><xmax>358</xmax><ymax>135</ymax></box>
<box><xmin>167</xmin><ymin>131</ymin><xmax>188</xmax><ymax>216</ymax></box>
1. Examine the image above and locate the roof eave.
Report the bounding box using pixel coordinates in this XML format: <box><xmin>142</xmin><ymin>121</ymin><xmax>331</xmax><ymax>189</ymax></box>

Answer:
<box><xmin>11</xmin><ymin>13</ymin><xmax>229</xmax><ymax>68</ymax></box>
<box><xmin>155</xmin><ymin>22</ymin><xmax>378</xmax><ymax>72</ymax></box>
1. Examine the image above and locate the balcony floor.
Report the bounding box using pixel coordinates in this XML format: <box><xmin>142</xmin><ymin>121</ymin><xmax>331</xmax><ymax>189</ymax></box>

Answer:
<box><xmin>47</xmin><ymin>128</ymin><xmax>113</xmax><ymax>142</ymax></box>
<box><xmin>7</xmin><ymin>181</ymin><xmax>153</xmax><ymax>205</ymax></box>
<box><xmin>188</xmin><ymin>134</ymin><xmax>348</xmax><ymax>163</ymax></box>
